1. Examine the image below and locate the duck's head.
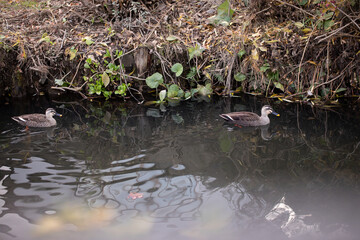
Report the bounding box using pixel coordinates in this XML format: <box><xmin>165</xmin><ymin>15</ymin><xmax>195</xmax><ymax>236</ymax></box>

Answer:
<box><xmin>262</xmin><ymin>105</ymin><xmax>280</xmax><ymax>117</ymax></box>
<box><xmin>46</xmin><ymin>108</ymin><xmax>62</xmax><ymax>118</ymax></box>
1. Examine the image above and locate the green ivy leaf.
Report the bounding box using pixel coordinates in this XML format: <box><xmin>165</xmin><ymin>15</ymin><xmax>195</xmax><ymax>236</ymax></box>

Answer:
<box><xmin>177</xmin><ymin>89</ymin><xmax>184</xmax><ymax>98</ymax></box>
<box><xmin>237</xmin><ymin>49</ymin><xmax>246</xmax><ymax>59</ymax></box>
<box><xmin>83</xmin><ymin>36</ymin><xmax>94</xmax><ymax>46</ymax></box>
<box><xmin>184</xmin><ymin>91</ymin><xmax>191</xmax><ymax>100</ymax></box>
<box><xmin>324</xmin><ymin>12</ymin><xmax>334</xmax><ymax>20</ymax></box>
<box><xmin>274</xmin><ymin>82</ymin><xmax>284</xmax><ymax>92</ymax></box>
<box><xmin>186</xmin><ymin>67</ymin><xmax>197</xmax><ymax>79</ymax></box>
<box><xmin>190</xmin><ymin>88</ymin><xmax>199</xmax><ymax>97</ymax></box>
<box><xmin>95</xmin><ymin>82</ymin><xmax>102</xmax><ymax>95</ymax></box>
<box><xmin>146</xmin><ymin>72</ymin><xmax>163</xmax><ymax>89</ymax></box>
<box><xmin>208</xmin><ymin>0</ymin><xmax>234</xmax><ymax>26</ymax></box>
<box><xmin>103</xmin><ymin>90</ymin><xmax>112</xmax><ymax>100</ymax></box>
<box><xmin>205</xmin><ymin>83</ymin><xmax>213</xmax><ymax>93</ymax></box>
<box><xmin>323</xmin><ymin>20</ymin><xmax>335</xmax><ymax>31</ymax></box>
<box><xmin>88</xmin><ymin>84</ymin><xmax>95</xmax><ymax>95</ymax></box>
<box><xmin>168</xmin><ymin>84</ymin><xmax>180</xmax><ymax>98</ymax></box>
<box><xmin>234</xmin><ymin>73</ymin><xmax>246</xmax><ymax>82</ymax></box>
<box><xmin>115</xmin><ymin>83</ymin><xmax>128</xmax><ymax>96</ymax></box>
<box><xmin>260</xmin><ymin>63</ymin><xmax>270</xmax><ymax>72</ymax></box>
<box><xmin>197</xmin><ymin>83</ymin><xmax>213</xmax><ymax>96</ymax></box>
<box><xmin>188</xmin><ymin>44</ymin><xmax>204</xmax><ymax>60</ymax></box>
<box><xmin>171</xmin><ymin>63</ymin><xmax>184</xmax><ymax>77</ymax></box>
<box><xmin>298</xmin><ymin>0</ymin><xmax>308</xmax><ymax>6</ymax></box>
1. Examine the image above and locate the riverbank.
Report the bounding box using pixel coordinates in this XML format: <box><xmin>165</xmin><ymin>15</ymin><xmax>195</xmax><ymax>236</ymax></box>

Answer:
<box><xmin>1</xmin><ymin>0</ymin><xmax>359</xmax><ymax>104</ymax></box>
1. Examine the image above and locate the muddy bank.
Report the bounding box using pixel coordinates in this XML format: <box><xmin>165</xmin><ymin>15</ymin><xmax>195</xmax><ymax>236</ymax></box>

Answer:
<box><xmin>1</xmin><ymin>0</ymin><xmax>359</xmax><ymax>103</ymax></box>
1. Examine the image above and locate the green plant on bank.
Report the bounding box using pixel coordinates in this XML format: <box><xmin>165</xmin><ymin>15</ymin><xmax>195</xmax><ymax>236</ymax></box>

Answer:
<box><xmin>145</xmin><ymin>62</ymin><xmax>213</xmax><ymax>104</ymax></box>
<box><xmin>0</xmin><ymin>0</ymin><xmax>42</xmax><ymax>9</ymax></box>
<box><xmin>208</xmin><ymin>0</ymin><xmax>234</xmax><ymax>26</ymax></box>
<box><xmin>234</xmin><ymin>49</ymin><xmax>247</xmax><ymax>84</ymax></box>
<box><xmin>83</xmin><ymin>49</ymin><xmax>130</xmax><ymax>100</ymax></box>
<box><xmin>260</xmin><ymin>63</ymin><xmax>284</xmax><ymax>95</ymax></box>
<box><xmin>188</xmin><ymin>44</ymin><xmax>205</xmax><ymax>60</ymax></box>
<box><xmin>295</xmin><ymin>0</ymin><xmax>347</xmax><ymax>32</ymax></box>
<box><xmin>83</xmin><ymin>36</ymin><xmax>94</xmax><ymax>46</ymax></box>
<box><xmin>0</xmin><ymin>35</ymin><xmax>8</xmax><ymax>49</ymax></box>
<box><xmin>39</xmin><ymin>33</ymin><xmax>54</xmax><ymax>45</ymax></box>
<box><xmin>107</xmin><ymin>27</ymin><xmax>115</xmax><ymax>37</ymax></box>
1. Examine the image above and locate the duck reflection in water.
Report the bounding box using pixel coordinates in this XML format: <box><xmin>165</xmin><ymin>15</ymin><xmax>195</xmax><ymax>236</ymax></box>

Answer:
<box><xmin>222</xmin><ymin>122</ymin><xmax>276</xmax><ymax>141</ymax></box>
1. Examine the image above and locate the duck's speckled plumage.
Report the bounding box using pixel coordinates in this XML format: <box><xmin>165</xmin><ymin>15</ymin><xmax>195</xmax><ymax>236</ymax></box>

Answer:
<box><xmin>12</xmin><ymin>108</ymin><xmax>62</xmax><ymax>128</ymax></box>
<box><xmin>219</xmin><ymin>105</ymin><xmax>279</xmax><ymax>126</ymax></box>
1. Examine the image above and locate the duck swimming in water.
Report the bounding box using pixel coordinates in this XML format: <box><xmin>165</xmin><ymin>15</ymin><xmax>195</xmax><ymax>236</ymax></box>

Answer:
<box><xmin>219</xmin><ymin>105</ymin><xmax>279</xmax><ymax>127</ymax></box>
<box><xmin>12</xmin><ymin>108</ymin><xmax>62</xmax><ymax>128</ymax></box>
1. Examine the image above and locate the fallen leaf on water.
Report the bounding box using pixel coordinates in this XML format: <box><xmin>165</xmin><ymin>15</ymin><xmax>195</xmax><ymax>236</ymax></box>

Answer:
<box><xmin>128</xmin><ymin>192</ymin><xmax>143</xmax><ymax>200</ymax></box>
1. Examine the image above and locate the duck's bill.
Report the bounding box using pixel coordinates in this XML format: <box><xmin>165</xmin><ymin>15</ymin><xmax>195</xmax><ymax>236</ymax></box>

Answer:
<box><xmin>272</xmin><ymin>111</ymin><xmax>280</xmax><ymax>117</ymax></box>
<box><xmin>55</xmin><ymin>113</ymin><xmax>63</xmax><ymax>117</ymax></box>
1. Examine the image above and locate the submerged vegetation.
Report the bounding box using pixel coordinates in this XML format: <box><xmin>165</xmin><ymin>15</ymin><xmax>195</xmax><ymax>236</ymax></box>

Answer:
<box><xmin>0</xmin><ymin>0</ymin><xmax>359</xmax><ymax>104</ymax></box>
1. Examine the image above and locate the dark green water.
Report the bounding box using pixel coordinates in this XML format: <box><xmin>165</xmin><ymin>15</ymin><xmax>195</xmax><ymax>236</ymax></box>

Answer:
<box><xmin>0</xmin><ymin>96</ymin><xmax>359</xmax><ymax>240</ymax></box>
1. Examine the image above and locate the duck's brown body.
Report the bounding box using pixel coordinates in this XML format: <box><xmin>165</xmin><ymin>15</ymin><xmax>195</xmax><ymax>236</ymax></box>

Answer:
<box><xmin>220</xmin><ymin>105</ymin><xmax>279</xmax><ymax>126</ymax></box>
<box><xmin>12</xmin><ymin>108</ymin><xmax>62</xmax><ymax>128</ymax></box>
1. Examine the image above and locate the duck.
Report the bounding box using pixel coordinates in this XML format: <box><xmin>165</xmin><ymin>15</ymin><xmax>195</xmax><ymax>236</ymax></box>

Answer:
<box><xmin>219</xmin><ymin>105</ymin><xmax>279</xmax><ymax>127</ymax></box>
<box><xmin>12</xmin><ymin>108</ymin><xmax>62</xmax><ymax>128</ymax></box>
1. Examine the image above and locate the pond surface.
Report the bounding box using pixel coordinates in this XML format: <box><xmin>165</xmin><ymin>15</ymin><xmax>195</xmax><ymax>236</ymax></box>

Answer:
<box><xmin>0</xmin><ymin>96</ymin><xmax>359</xmax><ymax>240</ymax></box>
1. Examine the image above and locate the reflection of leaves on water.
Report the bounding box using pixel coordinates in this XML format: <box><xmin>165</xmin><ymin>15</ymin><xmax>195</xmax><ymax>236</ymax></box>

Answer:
<box><xmin>218</xmin><ymin>132</ymin><xmax>234</xmax><ymax>154</ymax></box>
<box><xmin>146</xmin><ymin>108</ymin><xmax>161</xmax><ymax>118</ymax></box>
<box><xmin>35</xmin><ymin>204</ymin><xmax>153</xmax><ymax>238</ymax></box>
<box><xmin>172</xmin><ymin>113</ymin><xmax>184</xmax><ymax>124</ymax></box>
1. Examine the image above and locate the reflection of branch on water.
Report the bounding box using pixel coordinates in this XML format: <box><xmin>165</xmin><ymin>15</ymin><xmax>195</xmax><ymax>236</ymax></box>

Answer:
<box><xmin>52</xmin><ymin>100</ymin><xmax>89</xmax><ymax>126</ymax></box>
<box><xmin>296</xmin><ymin>104</ymin><xmax>315</xmax><ymax>152</ymax></box>
<box><xmin>265</xmin><ymin>196</ymin><xmax>320</xmax><ymax>239</ymax></box>
<box><xmin>221</xmin><ymin>182</ymin><xmax>266</xmax><ymax>219</ymax></box>
<box><xmin>346</xmin><ymin>141</ymin><xmax>360</xmax><ymax>160</ymax></box>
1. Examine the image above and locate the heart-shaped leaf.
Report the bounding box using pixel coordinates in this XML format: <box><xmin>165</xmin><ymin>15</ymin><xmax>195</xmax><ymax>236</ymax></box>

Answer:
<box><xmin>168</xmin><ymin>84</ymin><xmax>180</xmax><ymax>98</ymax></box>
<box><xmin>171</xmin><ymin>63</ymin><xmax>183</xmax><ymax>77</ymax></box>
<box><xmin>274</xmin><ymin>82</ymin><xmax>284</xmax><ymax>92</ymax></box>
<box><xmin>146</xmin><ymin>72</ymin><xmax>163</xmax><ymax>89</ymax></box>
<box><xmin>234</xmin><ymin>73</ymin><xmax>246</xmax><ymax>82</ymax></box>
